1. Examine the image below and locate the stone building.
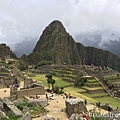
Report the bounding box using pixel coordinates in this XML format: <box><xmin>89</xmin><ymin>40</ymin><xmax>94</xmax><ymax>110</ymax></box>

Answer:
<box><xmin>65</xmin><ymin>99</ymin><xmax>87</xmax><ymax>116</ymax></box>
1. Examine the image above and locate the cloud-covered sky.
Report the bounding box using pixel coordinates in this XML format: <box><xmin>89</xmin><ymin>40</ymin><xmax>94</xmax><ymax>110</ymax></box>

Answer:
<box><xmin>0</xmin><ymin>0</ymin><xmax>120</xmax><ymax>48</ymax></box>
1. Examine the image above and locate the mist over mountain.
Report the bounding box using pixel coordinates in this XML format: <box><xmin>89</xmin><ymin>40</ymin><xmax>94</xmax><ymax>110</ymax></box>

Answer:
<box><xmin>20</xmin><ymin>20</ymin><xmax>120</xmax><ymax>71</ymax></box>
<box><xmin>12</xmin><ymin>38</ymin><xmax>38</xmax><ymax>58</ymax></box>
<box><xmin>75</xmin><ymin>30</ymin><xmax>120</xmax><ymax>56</ymax></box>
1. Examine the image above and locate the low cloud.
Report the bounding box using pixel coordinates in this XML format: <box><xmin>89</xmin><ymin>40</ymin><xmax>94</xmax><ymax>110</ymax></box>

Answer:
<box><xmin>0</xmin><ymin>0</ymin><xmax>120</xmax><ymax>48</ymax></box>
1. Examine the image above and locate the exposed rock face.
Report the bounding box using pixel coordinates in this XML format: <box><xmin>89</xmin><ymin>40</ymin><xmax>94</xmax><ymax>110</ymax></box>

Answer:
<box><xmin>27</xmin><ymin>20</ymin><xmax>81</xmax><ymax>65</ymax></box>
<box><xmin>0</xmin><ymin>43</ymin><xmax>17</xmax><ymax>59</ymax></box>
<box><xmin>0</xmin><ymin>110</ymin><xmax>7</xmax><ymax>118</ymax></box>
<box><xmin>21</xmin><ymin>112</ymin><xmax>31</xmax><ymax>120</ymax></box>
<box><xmin>65</xmin><ymin>99</ymin><xmax>87</xmax><ymax>116</ymax></box>
<box><xmin>0</xmin><ymin>99</ymin><xmax>3</xmax><ymax>110</ymax></box>
<box><xmin>1</xmin><ymin>97</ymin><xmax>23</xmax><ymax>117</ymax></box>
<box><xmin>77</xmin><ymin>43</ymin><xmax>120</xmax><ymax>71</ymax></box>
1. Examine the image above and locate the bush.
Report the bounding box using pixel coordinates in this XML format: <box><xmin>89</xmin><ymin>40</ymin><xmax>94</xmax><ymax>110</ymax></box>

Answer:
<box><xmin>15</xmin><ymin>99</ymin><xmax>30</xmax><ymax>110</ymax></box>
<box><xmin>53</xmin><ymin>86</ymin><xmax>60</xmax><ymax>94</ymax></box>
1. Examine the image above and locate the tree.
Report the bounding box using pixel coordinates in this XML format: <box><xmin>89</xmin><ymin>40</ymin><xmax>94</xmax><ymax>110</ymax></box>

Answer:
<box><xmin>45</xmin><ymin>73</ymin><xmax>55</xmax><ymax>90</ymax></box>
<box><xmin>51</xmin><ymin>79</ymin><xmax>55</xmax><ymax>90</ymax></box>
<box><xmin>74</xmin><ymin>73</ymin><xmax>87</xmax><ymax>87</ymax></box>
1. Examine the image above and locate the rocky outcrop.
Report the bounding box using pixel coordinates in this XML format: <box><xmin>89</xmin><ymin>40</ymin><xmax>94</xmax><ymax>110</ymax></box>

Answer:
<box><xmin>1</xmin><ymin>97</ymin><xmax>23</xmax><ymax>117</ymax></box>
<box><xmin>0</xmin><ymin>110</ymin><xmax>7</xmax><ymax>119</ymax></box>
<box><xmin>77</xmin><ymin>43</ymin><xmax>120</xmax><ymax>71</ymax></box>
<box><xmin>29</xmin><ymin>98</ymin><xmax>48</xmax><ymax>107</ymax></box>
<box><xmin>21</xmin><ymin>112</ymin><xmax>31</xmax><ymax>120</ymax></box>
<box><xmin>0</xmin><ymin>43</ymin><xmax>17</xmax><ymax>59</ymax></box>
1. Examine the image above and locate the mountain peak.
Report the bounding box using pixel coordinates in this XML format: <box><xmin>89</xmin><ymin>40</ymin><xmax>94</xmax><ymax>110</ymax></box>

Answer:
<box><xmin>42</xmin><ymin>20</ymin><xmax>66</xmax><ymax>36</ymax></box>
<box><xmin>30</xmin><ymin>20</ymin><xmax>81</xmax><ymax>65</ymax></box>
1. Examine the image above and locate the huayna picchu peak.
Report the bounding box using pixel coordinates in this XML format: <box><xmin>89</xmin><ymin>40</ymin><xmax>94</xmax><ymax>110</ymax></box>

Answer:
<box><xmin>22</xmin><ymin>20</ymin><xmax>120</xmax><ymax>71</ymax></box>
<box><xmin>28</xmin><ymin>20</ymin><xmax>81</xmax><ymax>65</ymax></box>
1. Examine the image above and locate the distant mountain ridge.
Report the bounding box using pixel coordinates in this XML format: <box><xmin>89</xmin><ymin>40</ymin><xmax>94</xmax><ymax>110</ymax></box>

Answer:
<box><xmin>22</xmin><ymin>20</ymin><xmax>120</xmax><ymax>71</ymax></box>
<box><xmin>75</xmin><ymin>32</ymin><xmax>120</xmax><ymax>56</ymax></box>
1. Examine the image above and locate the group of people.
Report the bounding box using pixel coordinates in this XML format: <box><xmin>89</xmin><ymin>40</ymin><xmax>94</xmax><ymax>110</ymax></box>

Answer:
<box><xmin>63</xmin><ymin>93</ymin><xmax>72</xmax><ymax>99</ymax></box>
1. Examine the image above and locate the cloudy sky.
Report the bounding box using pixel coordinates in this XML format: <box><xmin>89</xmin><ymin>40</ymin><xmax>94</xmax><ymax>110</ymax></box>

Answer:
<box><xmin>0</xmin><ymin>0</ymin><xmax>120</xmax><ymax>49</ymax></box>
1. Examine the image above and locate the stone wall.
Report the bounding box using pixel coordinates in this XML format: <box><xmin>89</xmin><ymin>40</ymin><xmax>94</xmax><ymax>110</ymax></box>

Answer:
<box><xmin>0</xmin><ymin>77</ymin><xmax>20</xmax><ymax>88</ymax></box>
<box><xmin>17</xmin><ymin>86</ymin><xmax>45</xmax><ymax>99</ymax></box>
<box><xmin>65</xmin><ymin>99</ymin><xmax>87</xmax><ymax>116</ymax></box>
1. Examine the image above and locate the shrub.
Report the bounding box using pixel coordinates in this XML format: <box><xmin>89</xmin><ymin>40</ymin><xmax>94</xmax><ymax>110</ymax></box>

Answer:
<box><xmin>15</xmin><ymin>99</ymin><xmax>30</xmax><ymax>110</ymax></box>
<box><xmin>53</xmin><ymin>86</ymin><xmax>60</xmax><ymax>94</ymax></box>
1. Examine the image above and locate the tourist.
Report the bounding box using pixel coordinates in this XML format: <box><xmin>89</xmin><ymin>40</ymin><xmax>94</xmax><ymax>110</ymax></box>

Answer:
<box><xmin>68</xmin><ymin>93</ymin><xmax>71</xmax><ymax>99</ymax></box>
<box><xmin>36</xmin><ymin>94</ymin><xmax>38</xmax><ymax>99</ymax></box>
<box><xmin>46</xmin><ymin>93</ymin><xmax>48</xmax><ymax>100</ymax></box>
<box><xmin>84</xmin><ymin>99</ymin><xmax>87</xmax><ymax>106</ymax></box>
<box><xmin>82</xmin><ymin>113</ymin><xmax>89</xmax><ymax>120</ymax></box>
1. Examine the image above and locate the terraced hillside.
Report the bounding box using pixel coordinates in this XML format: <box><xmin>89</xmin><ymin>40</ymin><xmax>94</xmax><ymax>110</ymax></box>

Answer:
<box><xmin>0</xmin><ymin>59</ymin><xmax>23</xmax><ymax>88</ymax></box>
<box><xmin>27</xmin><ymin>65</ymin><xmax>120</xmax><ymax>108</ymax></box>
<box><xmin>101</xmin><ymin>74</ymin><xmax>120</xmax><ymax>98</ymax></box>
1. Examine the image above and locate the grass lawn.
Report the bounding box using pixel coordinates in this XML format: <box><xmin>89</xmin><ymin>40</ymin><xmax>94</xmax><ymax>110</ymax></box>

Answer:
<box><xmin>83</xmin><ymin>92</ymin><xmax>108</xmax><ymax>97</ymax></box>
<box><xmin>94</xmin><ymin>96</ymin><xmax>120</xmax><ymax>108</ymax></box>
<box><xmin>31</xmin><ymin>74</ymin><xmax>71</xmax><ymax>88</ymax></box>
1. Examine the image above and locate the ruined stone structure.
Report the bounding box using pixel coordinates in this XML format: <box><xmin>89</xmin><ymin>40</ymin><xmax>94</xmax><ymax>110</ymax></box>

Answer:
<box><xmin>10</xmin><ymin>82</ymin><xmax>45</xmax><ymax>100</ymax></box>
<box><xmin>24</xmin><ymin>78</ymin><xmax>33</xmax><ymax>87</ymax></box>
<box><xmin>65</xmin><ymin>99</ymin><xmax>87</xmax><ymax>116</ymax></box>
<box><xmin>0</xmin><ymin>77</ymin><xmax>20</xmax><ymax>88</ymax></box>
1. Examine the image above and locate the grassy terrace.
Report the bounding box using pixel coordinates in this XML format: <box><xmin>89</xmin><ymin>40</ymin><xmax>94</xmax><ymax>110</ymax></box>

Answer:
<box><xmin>31</xmin><ymin>73</ymin><xmax>120</xmax><ymax>108</ymax></box>
<box><xmin>87</xmin><ymin>79</ymin><xmax>98</xmax><ymax>83</ymax></box>
<box><xmin>31</xmin><ymin>74</ymin><xmax>71</xmax><ymax>88</ymax></box>
<box><xmin>82</xmin><ymin>86</ymin><xmax>103</xmax><ymax>90</ymax></box>
<box><xmin>83</xmin><ymin>92</ymin><xmax>108</xmax><ymax>97</ymax></box>
<box><xmin>102</xmin><ymin>74</ymin><xmax>120</xmax><ymax>80</ymax></box>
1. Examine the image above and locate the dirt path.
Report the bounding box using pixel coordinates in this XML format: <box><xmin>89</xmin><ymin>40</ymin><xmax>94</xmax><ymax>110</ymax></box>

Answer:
<box><xmin>33</xmin><ymin>93</ymin><xmax>108</xmax><ymax>120</ymax></box>
<box><xmin>0</xmin><ymin>81</ymin><xmax>24</xmax><ymax>98</ymax></box>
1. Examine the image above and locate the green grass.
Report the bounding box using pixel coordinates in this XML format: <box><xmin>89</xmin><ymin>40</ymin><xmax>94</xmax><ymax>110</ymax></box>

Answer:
<box><xmin>83</xmin><ymin>92</ymin><xmax>108</xmax><ymax>97</ymax></box>
<box><xmin>29</xmin><ymin>106</ymin><xmax>45</xmax><ymax>116</ymax></box>
<box><xmin>31</xmin><ymin>74</ymin><xmax>71</xmax><ymax>88</ymax></box>
<box><xmin>31</xmin><ymin>73</ymin><xmax>120</xmax><ymax>109</ymax></box>
<box><xmin>102</xmin><ymin>74</ymin><xmax>120</xmax><ymax>80</ymax></box>
<box><xmin>0</xmin><ymin>112</ymin><xmax>21</xmax><ymax>120</ymax></box>
<box><xmin>64</xmin><ymin>86</ymin><xmax>96</xmax><ymax>104</ymax></box>
<box><xmin>82</xmin><ymin>93</ymin><xmax>120</xmax><ymax>108</ymax></box>
<box><xmin>94</xmin><ymin>96</ymin><xmax>120</xmax><ymax>108</ymax></box>
<box><xmin>87</xmin><ymin>79</ymin><xmax>98</xmax><ymax>83</ymax></box>
<box><xmin>83</xmin><ymin>86</ymin><xmax>103</xmax><ymax>90</ymax></box>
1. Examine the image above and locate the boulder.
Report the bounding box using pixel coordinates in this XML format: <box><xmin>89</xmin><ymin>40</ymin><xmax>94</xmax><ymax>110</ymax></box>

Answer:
<box><xmin>41</xmin><ymin>115</ymin><xmax>55</xmax><ymax>120</ymax></box>
<box><xmin>0</xmin><ymin>110</ymin><xmax>7</xmax><ymax>118</ymax></box>
<box><xmin>29</xmin><ymin>98</ymin><xmax>48</xmax><ymax>107</ymax></box>
<box><xmin>21</xmin><ymin>112</ymin><xmax>31</xmax><ymax>120</ymax></box>
<box><xmin>1</xmin><ymin>97</ymin><xmax>23</xmax><ymax>117</ymax></box>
